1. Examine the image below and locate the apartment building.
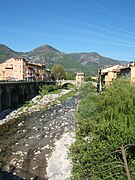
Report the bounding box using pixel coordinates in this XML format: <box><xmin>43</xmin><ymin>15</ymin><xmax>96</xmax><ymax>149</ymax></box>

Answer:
<box><xmin>0</xmin><ymin>57</ymin><xmax>46</xmax><ymax>81</ymax></box>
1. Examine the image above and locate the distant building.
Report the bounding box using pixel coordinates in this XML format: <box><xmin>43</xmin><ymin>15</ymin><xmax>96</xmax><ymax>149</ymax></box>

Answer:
<box><xmin>97</xmin><ymin>62</ymin><xmax>135</xmax><ymax>91</ymax></box>
<box><xmin>76</xmin><ymin>72</ymin><xmax>84</xmax><ymax>88</ymax></box>
<box><xmin>0</xmin><ymin>57</ymin><xmax>46</xmax><ymax>81</ymax></box>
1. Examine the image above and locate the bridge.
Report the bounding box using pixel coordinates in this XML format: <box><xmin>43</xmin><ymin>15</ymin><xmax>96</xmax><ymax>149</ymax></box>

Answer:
<box><xmin>0</xmin><ymin>73</ymin><xmax>84</xmax><ymax>112</ymax></box>
<box><xmin>58</xmin><ymin>72</ymin><xmax>85</xmax><ymax>89</ymax></box>
<box><xmin>58</xmin><ymin>80</ymin><xmax>76</xmax><ymax>86</ymax></box>
<box><xmin>0</xmin><ymin>81</ymin><xmax>55</xmax><ymax>112</ymax></box>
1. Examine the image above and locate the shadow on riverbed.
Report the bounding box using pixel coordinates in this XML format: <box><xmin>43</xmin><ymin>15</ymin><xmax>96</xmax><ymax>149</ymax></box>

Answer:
<box><xmin>0</xmin><ymin>104</ymin><xmax>24</xmax><ymax>120</ymax></box>
<box><xmin>0</xmin><ymin>109</ymin><xmax>14</xmax><ymax>120</ymax></box>
<box><xmin>0</xmin><ymin>94</ymin><xmax>81</xmax><ymax>179</ymax></box>
<box><xmin>0</xmin><ymin>164</ymin><xmax>47</xmax><ymax>180</ymax></box>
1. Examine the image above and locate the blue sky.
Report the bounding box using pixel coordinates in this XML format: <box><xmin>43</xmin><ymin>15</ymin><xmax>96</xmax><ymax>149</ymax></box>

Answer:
<box><xmin>1</xmin><ymin>0</ymin><xmax>135</xmax><ymax>61</ymax></box>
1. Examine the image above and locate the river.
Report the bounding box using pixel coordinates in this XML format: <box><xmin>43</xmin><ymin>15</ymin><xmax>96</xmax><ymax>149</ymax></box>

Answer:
<box><xmin>0</xmin><ymin>94</ymin><xmax>80</xmax><ymax>179</ymax></box>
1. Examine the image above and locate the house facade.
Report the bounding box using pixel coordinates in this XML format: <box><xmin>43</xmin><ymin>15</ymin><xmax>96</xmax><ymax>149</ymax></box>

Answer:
<box><xmin>98</xmin><ymin>62</ymin><xmax>135</xmax><ymax>91</ymax></box>
<box><xmin>0</xmin><ymin>57</ymin><xmax>46</xmax><ymax>81</ymax></box>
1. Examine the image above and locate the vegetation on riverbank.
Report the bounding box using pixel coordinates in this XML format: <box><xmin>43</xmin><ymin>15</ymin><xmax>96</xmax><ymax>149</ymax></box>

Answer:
<box><xmin>39</xmin><ymin>85</ymin><xmax>61</xmax><ymax>96</ymax></box>
<box><xmin>70</xmin><ymin>80</ymin><xmax>135</xmax><ymax>179</ymax></box>
<box><xmin>58</xmin><ymin>91</ymin><xmax>76</xmax><ymax>102</ymax></box>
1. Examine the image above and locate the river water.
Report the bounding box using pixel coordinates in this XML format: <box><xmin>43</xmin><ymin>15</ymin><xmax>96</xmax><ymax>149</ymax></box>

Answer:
<box><xmin>0</xmin><ymin>95</ymin><xmax>80</xmax><ymax>179</ymax></box>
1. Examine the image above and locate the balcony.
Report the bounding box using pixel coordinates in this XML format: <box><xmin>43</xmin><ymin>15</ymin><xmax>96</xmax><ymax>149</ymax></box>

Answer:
<box><xmin>5</xmin><ymin>66</ymin><xmax>13</xmax><ymax>69</ymax></box>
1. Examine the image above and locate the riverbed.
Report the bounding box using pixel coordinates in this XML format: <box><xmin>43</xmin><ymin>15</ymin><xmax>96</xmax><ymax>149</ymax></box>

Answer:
<box><xmin>0</xmin><ymin>91</ymin><xmax>80</xmax><ymax>179</ymax></box>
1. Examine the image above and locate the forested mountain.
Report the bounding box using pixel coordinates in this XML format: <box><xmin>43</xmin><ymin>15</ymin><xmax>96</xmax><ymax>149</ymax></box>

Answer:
<box><xmin>0</xmin><ymin>44</ymin><xmax>127</xmax><ymax>75</ymax></box>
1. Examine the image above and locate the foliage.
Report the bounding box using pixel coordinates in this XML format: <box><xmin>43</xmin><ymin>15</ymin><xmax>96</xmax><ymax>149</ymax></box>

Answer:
<box><xmin>39</xmin><ymin>85</ymin><xmax>60</xmax><ymax>96</ymax></box>
<box><xmin>58</xmin><ymin>91</ymin><xmax>76</xmax><ymax>102</ymax></box>
<box><xmin>0</xmin><ymin>44</ymin><xmax>126</xmax><ymax>76</ymax></box>
<box><xmin>60</xmin><ymin>55</ymin><xmax>87</xmax><ymax>72</ymax></box>
<box><xmin>66</xmin><ymin>84</ymin><xmax>75</xmax><ymax>89</ymax></box>
<box><xmin>70</xmin><ymin>79</ymin><xmax>135</xmax><ymax>179</ymax></box>
<box><xmin>51</xmin><ymin>64</ymin><xmax>66</xmax><ymax>80</ymax></box>
<box><xmin>23</xmin><ymin>101</ymin><xmax>33</xmax><ymax>108</ymax></box>
<box><xmin>44</xmin><ymin>51</ymin><xmax>59</xmax><ymax>58</ymax></box>
<box><xmin>79</xmin><ymin>81</ymin><xmax>96</xmax><ymax>97</ymax></box>
<box><xmin>65</xmin><ymin>71</ymin><xmax>75</xmax><ymax>80</ymax></box>
<box><xmin>85</xmin><ymin>75</ymin><xmax>97</xmax><ymax>82</ymax></box>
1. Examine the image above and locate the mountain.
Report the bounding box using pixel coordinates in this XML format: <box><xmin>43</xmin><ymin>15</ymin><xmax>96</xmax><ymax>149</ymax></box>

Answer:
<box><xmin>0</xmin><ymin>44</ymin><xmax>19</xmax><ymax>62</ymax></box>
<box><xmin>67</xmin><ymin>52</ymin><xmax>127</xmax><ymax>74</ymax></box>
<box><xmin>0</xmin><ymin>44</ymin><xmax>127</xmax><ymax>75</ymax></box>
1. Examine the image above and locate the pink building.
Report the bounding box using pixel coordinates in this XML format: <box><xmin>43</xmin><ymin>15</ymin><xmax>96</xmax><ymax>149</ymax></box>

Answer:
<box><xmin>0</xmin><ymin>57</ymin><xmax>46</xmax><ymax>81</ymax></box>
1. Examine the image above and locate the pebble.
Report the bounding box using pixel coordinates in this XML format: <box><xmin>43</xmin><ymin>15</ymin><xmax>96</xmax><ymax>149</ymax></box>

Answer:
<box><xmin>0</xmin><ymin>88</ymin><xmax>78</xmax><ymax>179</ymax></box>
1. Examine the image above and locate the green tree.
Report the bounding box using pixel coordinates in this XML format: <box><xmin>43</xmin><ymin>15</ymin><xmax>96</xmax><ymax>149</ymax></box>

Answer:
<box><xmin>51</xmin><ymin>64</ymin><xmax>66</xmax><ymax>80</ymax></box>
<box><xmin>65</xmin><ymin>71</ymin><xmax>75</xmax><ymax>80</ymax></box>
<box><xmin>70</xmin><ymin>79</ymin><xmax>135</xmax><ymax>179</ymax></box>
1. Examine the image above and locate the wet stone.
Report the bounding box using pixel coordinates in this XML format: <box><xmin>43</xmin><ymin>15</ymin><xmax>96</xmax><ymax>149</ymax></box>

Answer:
<box><xmin>0</xmin><ymin>92</ymin><xmax>81</xmax><ymax>179</ymax></box>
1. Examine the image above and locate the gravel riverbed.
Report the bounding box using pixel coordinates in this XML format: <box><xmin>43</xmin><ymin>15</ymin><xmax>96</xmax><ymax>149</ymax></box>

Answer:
<box><xmin>0</xmin><ymin>89</ymin><xmax>80</xmax><ymax>179</ymax></box>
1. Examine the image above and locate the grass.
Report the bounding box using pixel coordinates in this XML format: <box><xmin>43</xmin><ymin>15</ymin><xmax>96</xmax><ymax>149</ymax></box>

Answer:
<box><xmin>58</xmin><ymin>91</ymin><xmax>76</xmax><ymax>102</ymax></box>
<box><xmin>48</xmin><ymin>89</ymin><xmax>62</xmax><ymax>94</ymax></box>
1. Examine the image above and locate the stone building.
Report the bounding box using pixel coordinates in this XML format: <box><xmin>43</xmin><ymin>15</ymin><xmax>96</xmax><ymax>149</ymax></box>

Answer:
<box><xmin>0</xmin><ymin>57</ymin><xmax>46</xmax><ymax>81</ymax></box>
<box><xmin>76</xmin><ymin>72</ymin><xmax>84</xmax><ymax>89</ymax></box>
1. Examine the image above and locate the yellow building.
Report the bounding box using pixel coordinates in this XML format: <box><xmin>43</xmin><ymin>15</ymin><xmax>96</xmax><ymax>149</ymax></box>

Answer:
<box><xmin>0</xmin><ymin>57</ymin><xmax>46</xmax><ymax>81</ymax></box>
<box><xmin>98</xmin><ymin>63</ymin><xmax>135</xmax><ymax>91</ymax></box>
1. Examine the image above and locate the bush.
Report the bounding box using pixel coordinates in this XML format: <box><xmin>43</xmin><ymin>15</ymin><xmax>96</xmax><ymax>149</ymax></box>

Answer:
<box><xmin>70</xmin><ymin>79</ymin><xmax>135</xmax><ymax>179</ymax></box>
<box><xmin>39</xmin><ymin>85</ymin><xmax>60</xmax><ymax>96</ymax></box>
<box><xmin>79</xmin><ymin>81</ymin><xmax>96</xmax><ymax>97</ymax></box>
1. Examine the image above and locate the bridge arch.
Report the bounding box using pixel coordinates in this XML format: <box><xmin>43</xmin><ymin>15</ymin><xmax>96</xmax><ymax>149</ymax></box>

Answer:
<box><xmin>0</xmin><ymin>81</ymin><xmax>57</xmax><ymax>111</ymax></box>
<box><xmin>59</xmin><ymin>80</ymin><xmax>76</xmax><ymax>86</ymax></box>
<box><xmin>58</xmin><ymin>73</ymin><xmax>84</xmax><ymax>89</ymax></box>
<box><xmin>1</xmin><ymin>88</ymin><xmax>10</xmax><ymax>110</ymax></box>
<box><xmin>18</xmin><ymin>86</ymin><xmax>25</xmax><ymax>104</ymax></box>
<box><xmin>24</xmin><ymin>86</ymin><xmax>29</xmax><ymax>101</ymax></box>
<box><xmin>61</xmin><ymin>82</ymin><xmax>76</xmax><ymax>89</ymax></box>
<box><xmin>11</xmin><ymin>86</ymin><xmax>19</xmax><ymax>108</ymax></box>
<box><xmin>29</xmin><ymin>84</ymin><xmax>38</xmax><ymax>98</ymax></box>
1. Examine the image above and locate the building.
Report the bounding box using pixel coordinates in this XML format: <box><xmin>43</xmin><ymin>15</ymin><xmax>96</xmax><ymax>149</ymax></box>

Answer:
<box><xmin>76</xmin><ymin>72</ymin><xmax>84</xmax><ymax>88</ymax></box>
<box><xmin>0</xmin><ymin>57</ymin><xmax>46</xmax><ymax>81</ymax></box>
<box><xmin>97</xmin><ymin>62</ymin><xmax>135</xmax><ymax>91</ymax></box>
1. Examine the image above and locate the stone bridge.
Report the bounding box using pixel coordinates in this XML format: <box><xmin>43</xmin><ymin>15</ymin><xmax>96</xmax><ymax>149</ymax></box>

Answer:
<box><xmin>58</xmin><ymin>72</ymin><xmax>85</xmax><ymax>89</ymax></box>
<box><xmin>58</xmin><ymin>80</ymin><xmax>76</xmax><ymax>87</ymax></box>
<box><xmin>0</xmin><ymin>81</ymin><xmax>55</xmax><ymax>111</ymax></box>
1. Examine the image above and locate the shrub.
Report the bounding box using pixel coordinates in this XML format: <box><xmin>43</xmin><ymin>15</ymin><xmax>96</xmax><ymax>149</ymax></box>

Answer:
<box><xmin>39</xmin><ymin>85</ymin><xmax>60</xmax><ymax>96</ymax></box>
<box><xmin>70</xmin><ymin>79</ymin><xmax>135</xmax><ymax>179</ymax></box>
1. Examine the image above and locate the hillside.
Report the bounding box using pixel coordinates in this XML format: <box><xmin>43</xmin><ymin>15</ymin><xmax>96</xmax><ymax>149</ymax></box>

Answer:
<box><xmin>0</xmin><ymin>44</ymin><xmax>127</xmax><ymax>75</ymax></box>
<box><xmin>0</xmin><ymin>44</ymin><xmax>19</xmax><ymax>62</ymax></box>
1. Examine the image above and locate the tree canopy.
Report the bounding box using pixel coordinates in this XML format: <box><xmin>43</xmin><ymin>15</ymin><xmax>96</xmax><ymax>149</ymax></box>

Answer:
<box><xmin>51</xmin><ymin>64</ymin><xmax>66</xmax><ymax>80</ymax></box>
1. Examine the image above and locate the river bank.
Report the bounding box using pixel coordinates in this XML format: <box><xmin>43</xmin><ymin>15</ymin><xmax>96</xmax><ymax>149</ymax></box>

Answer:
<box><xmin>0</xmin><ymin>88</ymin><xmax>80</xmax><ymax>179</ymax></box>
<box><xmin>0</xmin><ymin>89</ymin><xmax>73</xmax><ymax>125</ymax></box>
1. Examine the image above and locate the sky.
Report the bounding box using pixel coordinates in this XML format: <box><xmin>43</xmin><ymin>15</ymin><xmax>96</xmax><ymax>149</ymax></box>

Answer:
<box><xmin>1</xmin><ymin>0</ymin><xmax>135</xmax><ymax>61</ymax></box>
